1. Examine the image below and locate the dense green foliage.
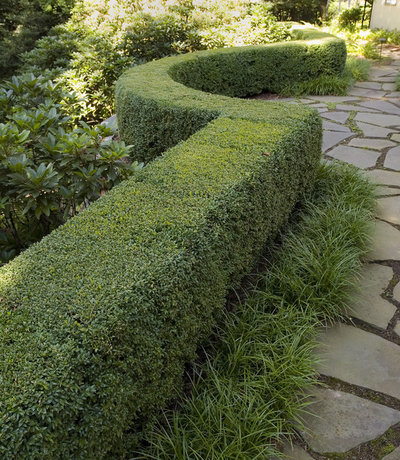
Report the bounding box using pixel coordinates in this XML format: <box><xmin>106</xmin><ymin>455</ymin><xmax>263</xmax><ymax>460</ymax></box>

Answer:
<box><xmin>0</xmin><ymin>40</ymin><xmax>324</xmax><ymax>457</ymax></box>
<box><xmin>0</xmin><ymin>73</ymin><xmax>140</xmax><ymax>263</ymax></box>
<box><xmin>281</xmin><ymin>72</ymin><xmax>352</xmax><ymax>96</ymax></box>
<box><xmin>269</xmin><ymin>0</ymin><xmax>326</xmax><ymax>23</ymax></box>
<box><xmin>324</xmin><ymin>2</ymin><xmax>400</xmax><ymax>60</ymax></box>
<box><xmin>17</xmin><ymin>0</ymin><xmax>291</xmax><ymax>123</ymax></box>
<box><xmin>371</xmin><ymin>28</ymin><xmax>400</xmax><ymax>46</ymax></box>
<box><xmin>279</xmin><ymin>53</ymin><xmax>371</xmax><ymax>96</ymax></box>
<box><xmin>337</xmin><ymin>6</ymin><xmax>362</xmax><ymax>32</ymax></box>
<box><xmin>0</xmin><ymin>0</ymin><xmax>75</xmax><ymax>79</ymax></box>
<box><xmin>116</xmin><ymin>29</ymin><xmax>345</xmax><ymax>162</ymax></box>
<box><xmin>138</xmin><ymin>161</ymin><xmax>376</xmax><ymax>459</ymax></box>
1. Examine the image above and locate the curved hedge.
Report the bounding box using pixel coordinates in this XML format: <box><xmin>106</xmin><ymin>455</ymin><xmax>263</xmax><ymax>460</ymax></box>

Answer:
<box><xmin>0</xmin><ymin>30</ymin><xmax>344</xmax><ymax>459</ymax></box>
<box><xmin>116</xmin><ymin>28</ymin><xmax>346</xmax><ymax>162</ymax></box>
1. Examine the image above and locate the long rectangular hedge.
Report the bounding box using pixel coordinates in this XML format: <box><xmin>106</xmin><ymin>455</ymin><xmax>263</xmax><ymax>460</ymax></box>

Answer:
<box><xmin>0</xmin><ymin>28</ymin><xmax>338</xmax><ymax>459</ymax></box>
<box><xmin>0</xmin><ymin>114</ymin><xmax>321</xmax><ymax>459</ymax></box>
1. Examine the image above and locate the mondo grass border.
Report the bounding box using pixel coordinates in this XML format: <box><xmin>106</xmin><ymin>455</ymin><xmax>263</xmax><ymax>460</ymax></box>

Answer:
<box><xmin>136</xmin><ymin>162</ymin><xmax>376</xmax><ymax>460</ymax></box>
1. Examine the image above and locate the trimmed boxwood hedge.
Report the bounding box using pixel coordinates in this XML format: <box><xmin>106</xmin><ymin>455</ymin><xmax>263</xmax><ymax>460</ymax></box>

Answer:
<box><xmin>116</xmin><ymin>28</ymin><xmax>346</xmax><ymax>162</ymax></box>
<box><xmin>0</xmin><ymin>29</ymin><xmax>343</xmax><ymax>459</ymax></box>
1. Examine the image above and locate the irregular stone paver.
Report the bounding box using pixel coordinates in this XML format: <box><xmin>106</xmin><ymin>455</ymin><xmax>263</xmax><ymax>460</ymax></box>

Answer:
<box><xmin>349</xmin><ymin>264</ymin><xmax>396</xmax><ymax>329</ymax></box>
<box><xmin>335</xmin><ymin>104</ymin><xmax>379</xmax><ymax>112</ymax></box>
<box><xmin>349</xmin><ymin>88</ymin><xmax>387</xmax><ymax>98</ymax></box>
<box><xmin>307</xmin><ymin>95</ymin><xmax>361</xmax><ymax>103</ymax></box>
<box><xmin>385</xmin><ymin>146</ymin><xmax>400</xmax><ymax>171</ymax></box>
<box><xmin>308</xmin><ymin>103</ymin><xmax>328</xmax><ymax>108</ymax></box>
<box><xmin>327</xmin><ymin>145</ymin><xmax>380</xmax><ymax>169</ymax></box>
<box><xmin>356</xmin><ymin>121</ymin><xmax>399</xmax><ymax>138</ymax></box>
<box><xmin>272</xmin><ymin>443</ymin><xmax>314</xmax><ymax>460</ymax></box>
<box><xmin>355</xmin><ymin>81</ymin><xmax>383</xmax><ymax>90</ymax></box>
<box><xmin>348</xmin><ymin>138</ymin><xmax>396</xmax><ymax>150</ymax></box>
<box><xmin>359</xmin><ymin>100</ymin><xmax>400</xmax><ymax>115</ymax></box>
<box><xmin>391</xmin><ymin>133</ymin><xmax>400</xmax><ymax>142</ymax></box>
<box><xmin>370</xmin><ymin>76</ymin><xmax>396</xmax><ymax>83</ymax></box>
<box><xmin>355</xmin><ymin>113</ymin><xmax>400</xmax><ymax>128</ymax></box>
<box><xmin>282</xmin><ymin>444</ymin><xmax>313</xmax><ymax>460</ymax></box>
<box><xmin>383</xmin><ymin>83</ymin><xmax>398</xmax><ymax>91</ymax></box>
<box><xmin>370</xmin><ymin>66</ymin><xmax>396</xmax><ymax>73</ymax></box>
<box><xmin>387</xmin><ymin>91</ymin><xmax>400</xmax><ymax>98</ymax></box>
<box><xmin>316</xmin><ymin>324</ymin><xmax>400</xmax><ymax>399</ymax></box>
<box><xmin>322</xmin><ymin>132</ymin><xmax>353</xmax><ymax>152</ymax></box>
<box><xmin>368</xmin><ymin>220</ymin><xmax>400</xmax><ymax>261</ymax></box>
<box><xmin>378</xmin><ymin>196</ymin><xmax>400</xmax><ymax>225</ymax></box>
<box><xmin>367</xmin><ymin>169</ymin><xmax>400</xmax><ymax>187</ymax></box>
<box><xmin>394</xmin><ymin>321</ymin><xmax>400</xmax><ymax>337</ymax></box>
<box><xmin>321</xmin><ymin>111</ymin><xmax>350</xmax><ymax>124</ymax></box>
<box><xmin>322</xmin><ymin>120</ymin><xmax>351</xmax><ymax>132</ymax></box>
<box><xmin>393</xmin><ymin>282</ymin><xmax>400</xmax><ymax>303</ymax></box>
<box><xmin>383</xmin><ymin>446</ymin><xmax>400</xmax><ymax>460</ymax></box>
<box><xmin>369</xmin><ymin>68</ymin><xmax>397</xmax><ymax>78</ymax></box>
<box><xmin>300</xmin><ymin>388</ymin><xmax>400</xmax><ymax>454</ymax></box>
<box><xmin>376</xmin><ymin>186</ymin><xmax>400</xmax><ymax>196</ymax></box>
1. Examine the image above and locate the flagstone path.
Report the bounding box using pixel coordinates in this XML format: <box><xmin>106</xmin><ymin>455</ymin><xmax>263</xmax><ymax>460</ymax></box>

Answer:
<box><xmin>274</xmin><ymin>56</ymin><xmax>400</xmax><ymax>459</ymax></box>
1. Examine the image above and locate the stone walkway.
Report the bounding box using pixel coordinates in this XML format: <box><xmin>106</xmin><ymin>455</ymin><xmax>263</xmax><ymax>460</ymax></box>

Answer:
<box><xmin>277</xmin><ymin>57</ymin><xmax>400</xmax><ymax>459</ymax></box>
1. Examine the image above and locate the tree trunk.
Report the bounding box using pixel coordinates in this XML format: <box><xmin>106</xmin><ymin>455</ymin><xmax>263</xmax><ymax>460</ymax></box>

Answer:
<box><xmin>326</xmin><ymin>0</ymin><xmax>330</xmax><ymax>18</ymax></box>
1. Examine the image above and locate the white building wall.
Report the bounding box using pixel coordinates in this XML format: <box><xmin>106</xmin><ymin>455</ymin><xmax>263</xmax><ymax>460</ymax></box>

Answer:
<box><xmin>370</xmin><ymin>0</ymin><xmax>400</xmax><ymax>30</ymax></box>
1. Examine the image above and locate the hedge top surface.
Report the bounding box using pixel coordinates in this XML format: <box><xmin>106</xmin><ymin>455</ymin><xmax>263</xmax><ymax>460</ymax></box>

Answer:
<box><xmin>116</xmin><ymin>28</ymin><xmax>346</xmax><ymax>161</ymax></box>
<box><xmin>118</xmin><ymin>29</ymin><xmax>344</xmax><ymax>104</ymax></box>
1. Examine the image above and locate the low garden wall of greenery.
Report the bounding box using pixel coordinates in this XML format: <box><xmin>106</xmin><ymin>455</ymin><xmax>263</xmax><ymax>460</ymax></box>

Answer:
<box><xmin>0</xmin><ymin>30</ymin><xmax>345</xmax><ymax>458</ymax></box>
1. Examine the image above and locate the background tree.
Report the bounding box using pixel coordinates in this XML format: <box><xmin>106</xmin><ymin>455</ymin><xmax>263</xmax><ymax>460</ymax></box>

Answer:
<box><xmin>0</xmin><ymin>0</ymin><xmax>75</xmax><ymax>79</ymax></box>
<box><xmin>268</xmin><ymin>0</ymin><xmax>328</xmax><ymax>23</ymax></box>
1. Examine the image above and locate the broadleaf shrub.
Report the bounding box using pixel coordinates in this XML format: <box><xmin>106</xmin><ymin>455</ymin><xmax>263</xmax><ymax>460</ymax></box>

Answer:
<box><xmin>0</xmin><ymin>73</ymin><xmax>140</xmax><ymax>263</ymax></box>
<box><xmin>0</xmin><ymin>29</ymin><xmax>345</xmax><ymax>458</ymax></box>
